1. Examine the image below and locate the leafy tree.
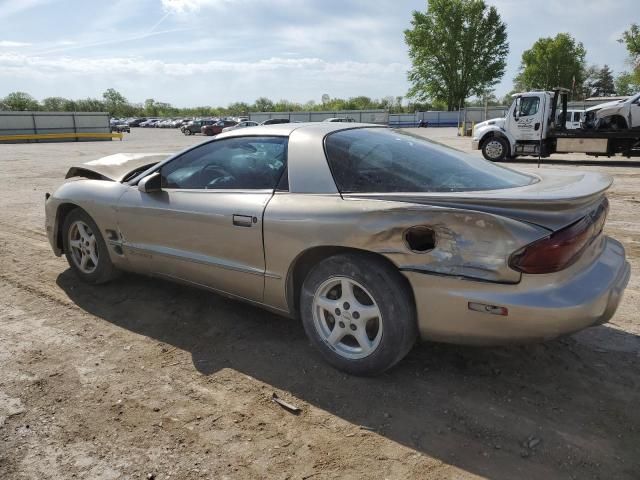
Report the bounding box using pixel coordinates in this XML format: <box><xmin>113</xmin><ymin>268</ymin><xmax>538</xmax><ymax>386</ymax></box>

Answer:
<box><xmin>102</xmin><ymin>88</ymin><xmax>128</xmax><ymax>116</ymax></box>
<box><xmin>226</xmin><ymin>102</ymin><xmax>251</xmax><ymax>115</ymax></box>
<box><xmin>75</xmin><ymin>98</ymin><xmax>106</xmax><ymax>112</ymax></box>
<box><xmin>619</xmin><ymin>24</ymin><xmax>640</xmax><ymax>66</ymax></box>
<box><xmin>2</xmin><ymin>91</ymin><xmax>39</xmax><ymax>111</ymax></box>
<box><xmin>615</xmin><ymin>72</ymin><xmax>640</xmax><ymax>96</ymax></box>
<box><xmin>254</xmin><ymin>97</ymin><xmax>275</xmax><ymax>112</ymax></box>
<box><xmin>144</xmin><ymin>98</ymin><xmax>158</xmax><ymax>117</ymax></box>
<box><xmin>514</xmin><ymin>33</ymin><xmax>586</xmax><ymax>94</ymax></box>
<box><xmin>592</xmin><ymin>65</ymin><xmax>616</xmax><ymax>97</ymax></box>
<box><xmin>321</xmin><ymin>94</ymin><xmax>330</xmax><ymax>105</ymax></box>
<box><xmin>41</xmin><ymin>97</ymin><xmax>70</xmax><ymax>111</ymax></box>
<box><xmin>405</xmin><ymin>0</ymin><xmax>508</xmax><ymax>111</ymax></box>
<box><xmin>619</xmin><ymin>24</ymin><xmax>640</xmax><ymax>84</ymax></box>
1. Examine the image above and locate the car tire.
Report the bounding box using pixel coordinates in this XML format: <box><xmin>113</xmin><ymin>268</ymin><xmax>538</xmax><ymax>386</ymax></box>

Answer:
<box><xmin>184</xmin><ymin>129</ymin><xmax>192</xmax><ymax>136</ymax></box>
<box><xmin>481</xmin><ymin>136</ymin><xmax>509</xmax><ymax>162</ymax></box>
<box><xmin>300</xmin><ymin>253</ymin><xmax>417</xmax><ymax>376</ymax></box>
<box><xmin>62</xmin><ymin>208</ymin><xmax>119</xmax><ymax>285</ymax></box>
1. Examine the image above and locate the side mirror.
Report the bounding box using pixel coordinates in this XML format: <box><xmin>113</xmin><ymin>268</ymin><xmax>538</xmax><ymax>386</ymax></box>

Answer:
<box><xmin>138</xmin><ymin>172</ymin><xmax>162</xmax><ymax>193</ymax></box>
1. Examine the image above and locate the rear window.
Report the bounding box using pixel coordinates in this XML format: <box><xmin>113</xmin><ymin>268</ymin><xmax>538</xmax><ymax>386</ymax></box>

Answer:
<box><xmin>324</xmin><ymin>128</ymin><xmax>535</xmax><ymax>193</ymax></box>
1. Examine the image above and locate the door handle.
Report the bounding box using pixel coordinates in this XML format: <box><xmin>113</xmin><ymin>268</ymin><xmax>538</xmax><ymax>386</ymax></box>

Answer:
<box><xmin>534</xmin><ymin>122</ymin><xmax>540</xmax><ymax>131</ymax></box>
<box><xmin>232</xmin><ymin>214</ymin><xmax>254</xmax><ymax>227</ymax></box>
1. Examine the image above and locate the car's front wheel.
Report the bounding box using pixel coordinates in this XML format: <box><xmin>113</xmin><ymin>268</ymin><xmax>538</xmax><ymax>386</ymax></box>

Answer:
<box><xmin>300</xmin><ymin>253</ymin><xmax>417</xmax><ymax>376</ymax></box>
<box><xmin>62</xmin><ymin>208</ymin><xmax>118</xmax><ymax>284</ymax></box>
<box><xmin>184</xmin><ymin>129</ymin><xmax>192</xmax><ymax>136</ymax></box>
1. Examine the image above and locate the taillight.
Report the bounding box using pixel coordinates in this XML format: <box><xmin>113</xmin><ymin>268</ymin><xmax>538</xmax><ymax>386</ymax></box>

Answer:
<box><xmin>510</xmin><ymin>198</ymin><xmax>608</xmax><ymax>274</ymax></box>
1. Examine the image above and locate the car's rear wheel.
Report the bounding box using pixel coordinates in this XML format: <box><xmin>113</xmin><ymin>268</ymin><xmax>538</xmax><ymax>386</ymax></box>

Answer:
<box><xmin>62</xmin><ymin>208</ymin><xmax>118</xmax><ymax>284</ymax></box>
<box><xmin>482</xmin><ymin>136</ymin><xmax>509</xmax><ymax>162</ymax></box>
<box><xmin>300</xmin><ymin>253</ymin><xmax>417</xmax><ymax>376</ymax></box>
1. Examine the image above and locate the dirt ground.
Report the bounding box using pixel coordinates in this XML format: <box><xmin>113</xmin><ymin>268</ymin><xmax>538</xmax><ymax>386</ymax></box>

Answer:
<box><xmin>0</xmin><ymin>127</ymin><xmax>638</xmax><ymax>480</ymax></box>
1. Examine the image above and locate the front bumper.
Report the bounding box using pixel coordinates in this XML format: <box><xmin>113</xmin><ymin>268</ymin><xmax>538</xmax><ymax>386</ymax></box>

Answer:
<box><xmin>404</xmin><ymin>236</ymin><xmax>630</xmax><ymax>345</ymax></box>
<box><xmin>471</xmin><ymin>139</ymin><xmax>480</xmax><ymax>150</ymax></box>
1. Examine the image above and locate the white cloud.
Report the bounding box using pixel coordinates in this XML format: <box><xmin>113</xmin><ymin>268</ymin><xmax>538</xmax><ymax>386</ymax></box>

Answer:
<box><xmin>0</xmin><ymin>40</ymin><xmax>31</xmax><ymax>47</ymax></box>
<box><xmin>0</xmin><ymin>52</ymin><xmax>405</xmax><ymax>77</ymax></box>
<box><xmin>160</xmin><ymin>0</ymin><xmax>233</xmax><ymax>13</ymax></box>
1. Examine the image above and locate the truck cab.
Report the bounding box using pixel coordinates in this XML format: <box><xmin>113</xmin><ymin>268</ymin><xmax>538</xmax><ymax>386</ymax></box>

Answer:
<box><xmin>473</xmin><ymin>89</ymin><xmax>640</xmax><ymax>161</ymax></box>
<box><xmin>472</xmin><ymin>91</ymin><xmax>555</xmax><ymax>161</ymax></box>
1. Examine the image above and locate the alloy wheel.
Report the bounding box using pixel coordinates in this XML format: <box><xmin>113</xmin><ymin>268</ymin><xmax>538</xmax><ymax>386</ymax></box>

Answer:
<box><xmin>312</xmin><ymin>277</ymin><xmax>383</xmax><ymax>360</ymax></box>
<box><xmin>68</xmin><ymin>220</ymin><xmax>99</xmax><ymax>274</ymax></box>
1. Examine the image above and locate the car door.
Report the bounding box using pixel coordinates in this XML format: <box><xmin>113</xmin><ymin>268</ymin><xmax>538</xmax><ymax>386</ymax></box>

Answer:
<box><xmin>116</xmin><ymin>136</ymin><xmax>288</xmax><ymax>303</ymax></box>
<box><xmin>508</xmin><ymin>95</ymin><xmax>542</xmax><ymax>141</ymax></box>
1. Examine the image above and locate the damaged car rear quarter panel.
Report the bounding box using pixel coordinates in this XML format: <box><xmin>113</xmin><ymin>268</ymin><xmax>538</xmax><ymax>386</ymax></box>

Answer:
<box><xmin>263</xmin><ymin>194</ymin><xmax>549</xmax><ymax>313</ymax></box>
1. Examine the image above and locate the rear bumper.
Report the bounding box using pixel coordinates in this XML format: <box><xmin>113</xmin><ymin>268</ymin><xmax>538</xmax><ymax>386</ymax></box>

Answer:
<box><xmin>404</xmin><ymin>236</ymin><xmax>630</xmax><ymax>345</ymax></box>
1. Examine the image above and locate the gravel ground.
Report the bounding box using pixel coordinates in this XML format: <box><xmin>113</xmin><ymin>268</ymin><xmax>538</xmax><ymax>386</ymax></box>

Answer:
<box><xmin>0</xmin><ymin>127</ymin><xmax>638</xmax><ymax>479</ymax></box>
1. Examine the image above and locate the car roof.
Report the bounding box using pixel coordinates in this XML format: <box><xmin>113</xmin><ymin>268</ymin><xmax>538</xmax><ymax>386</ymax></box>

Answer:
<box><xmin>214</xmin><ymin>122</ymin><xmax>383</xmax><ymax>140</ymax></box>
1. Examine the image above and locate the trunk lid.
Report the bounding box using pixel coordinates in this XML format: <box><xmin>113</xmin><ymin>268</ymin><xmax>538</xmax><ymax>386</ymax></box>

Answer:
<box><xmin>66</xmin><ymin>153</ymin><xmax>172</xmax><ymax>182</ymax></box>
<box><xmin>346</xmin><ymin>170</ymin><xmax>612</xmax><ymax>231</ymax></box>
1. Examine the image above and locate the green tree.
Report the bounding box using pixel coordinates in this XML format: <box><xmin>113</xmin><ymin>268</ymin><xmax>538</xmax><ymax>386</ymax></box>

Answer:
<box><xmin>615</xmin><ymin>72</ymin><xmax>640</xmax><ymax>96</ymax></box>
<box><xmin>144</xmin><ymin>98</ymin><xmax>158</xmax><ymax>117</ymax></box>
<box><xmin>75</xmin><ymin>98</ymin><xmax>106</xmax><ymax>112</ymax></box>
<box><xmin>41</xmin><ymin>96</ymin><xmax>71</xmax><ymax>111</ymax></box>
<box><xmin>2</xmin><ymin>91</ymin><xmax>40</xmax><ymax>111</ymax></box>
<box><xmin>405</xmin><ymin>0</ymin><xmax>508</xmax><ymax>111</ymax></box>
<box><xmin>102</xmin><ymin>88</ymin><xmax>128</xmax><ymax>116</ymax></box>
<box><xmin>592</xmin><ymin>65</ymin><xmax>616</xmax><ymax>97</ymax></box>
<box><xmin>254</xmin><ymin>97</ymin><xmax>275</xmax><ymax>112</ymax></box>
<box><xmin>619</xmin><ymin>24</ymin><xmax>640</xmax><ymax>64</ymax></box>
<box><xmin>514</xmin><ymin>33</ymin><xmax>586</xmax><ymax>94</ymax></box>
<box><xmin>619</xmin><ymin>24</ymin><xmax>640</xmax><ymax>83</ymax></box>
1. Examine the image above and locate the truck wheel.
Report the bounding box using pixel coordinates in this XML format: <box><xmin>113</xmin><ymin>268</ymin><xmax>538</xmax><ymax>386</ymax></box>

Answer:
<box><xmin>300</xmin><ymin>253</ymin><xmax>417</xmax><ymax>376</ymax></box>
<box><xmin>482</xmin><ymin>136</ymin><xmax>508</xmax><ymax>162</ymax></box>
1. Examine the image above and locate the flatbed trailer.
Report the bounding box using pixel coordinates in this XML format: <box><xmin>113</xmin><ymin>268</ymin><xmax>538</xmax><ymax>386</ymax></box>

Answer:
<box><xmin>472</xmin><ymin>88</ymin><xmax>640</xmax><ymax>161</ymax></box>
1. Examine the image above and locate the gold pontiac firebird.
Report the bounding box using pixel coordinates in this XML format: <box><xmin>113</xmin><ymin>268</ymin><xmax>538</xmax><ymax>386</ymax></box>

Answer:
<box><xmin>45</xmin><ymin>123</ymin><xmax>630</xmax><ymax>375</ymax></box>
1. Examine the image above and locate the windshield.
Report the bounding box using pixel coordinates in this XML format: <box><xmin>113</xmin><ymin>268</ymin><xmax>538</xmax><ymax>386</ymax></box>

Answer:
<box><xmin>324</xmin><ymin>128</ymin><xmax>536</xmax><ymax>193</ymax></box>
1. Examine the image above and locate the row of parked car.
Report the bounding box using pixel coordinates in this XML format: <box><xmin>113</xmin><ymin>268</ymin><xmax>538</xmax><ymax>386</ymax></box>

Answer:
<box><xmin>110</xmin><ymin>116</ymin><xmax>357</xmax><ymax>136</ymax></box>
<box><xmin>184</xmin><ymin>116</ymin><xmax>357</xmax><ymax>136</ymax></box>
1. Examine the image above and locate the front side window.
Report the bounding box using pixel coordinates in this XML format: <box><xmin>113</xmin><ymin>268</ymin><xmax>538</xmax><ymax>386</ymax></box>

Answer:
<box><xmin>324</xmin><ymin>128</ymin><xmax>536</xmax><ymax>193</ymax></box>
<box><xmin>161</xmin><ymin>136</ymin><xmax>287</xmax><ymax>190</ymax></box>
<box><xmin>517</xmin><ymin>96</ymin><xmax>540</xmax><ymax>117</ymax></box>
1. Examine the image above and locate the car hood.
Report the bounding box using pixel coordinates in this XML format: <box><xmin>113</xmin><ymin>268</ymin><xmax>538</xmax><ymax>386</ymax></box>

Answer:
<box><xmin>585</xmin><ymin>99</ymin><xmax>625</xmax><ymax>113</ymax></box>
<box><xmin>65</xmin><ymin>153</ymin><xmax>173</xmax><ymax>182</ymax></box>
<box><xmin>347</xmin><ymin>170</ymin><xmax>612</xmax><ymax>231</ymax></box>
<box><xmin>474</xmin><ymin>117</ymin><xmax>506</xmax><ymax>130</ymax></box>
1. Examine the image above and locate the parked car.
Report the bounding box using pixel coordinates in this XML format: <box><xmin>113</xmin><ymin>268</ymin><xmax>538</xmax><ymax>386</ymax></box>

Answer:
<box><xmin>181</xmin><ymin>119</ymin><xmax>217</xmax><ymax>135</ymax></box>
<box><xmin>323</xmin><ymin>117</ymin><xmax>356</xmax><ymax>123</ymax></box>
<box><xmin>169</xmin><ymin>118</ymin><xmax>185</xmax><ymax>128</ymax></box>
<box><xmin>261</xmin><ymin>118</ymin><xmax>290</xmax><ymax>125</ymax></box>
<box><xmin>45</xmin><ymin>124</ymin><xmax>630</xmax><ymax>375</ymax></box>
<box><xmin>201</xmin><ymin>120</ymin><xmax>238</xmax><ymax>136</ymax></box>
<box><xmin>584</xmin><ymin>92</ymin><xmax>640</xmax><ymax>130</ymax></box>
<box><xmin>109</xmin><ymin>119</ymin><xmax>130</xmax><ymax>133</ymax></box>
<box><xmin>140</xmin><ymin>119</ymin><xmax>160</xmax><ymax>128</ymax></box>
<box><xmin>222</xmin><ymin>120</ymin><xmax>259</xmax><ymax>132</ymax></box>
<box><xmin>128</xmin><ymin>118</ymin><xmax>147</xmax><ymax>127</ymax></box>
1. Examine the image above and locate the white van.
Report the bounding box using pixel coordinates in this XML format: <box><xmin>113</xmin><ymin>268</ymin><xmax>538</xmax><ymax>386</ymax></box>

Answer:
<box><xmin>556</xmin><ymin>109</ymin><xmax>583</xmax><ymax>129</ymax></box>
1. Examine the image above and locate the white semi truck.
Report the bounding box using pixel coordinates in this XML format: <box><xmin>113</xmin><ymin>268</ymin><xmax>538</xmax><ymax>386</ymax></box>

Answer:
<box><xmin>472</xmin><ymin>88</ymin><xmax>640</xmax><ymax>162</ymax></box>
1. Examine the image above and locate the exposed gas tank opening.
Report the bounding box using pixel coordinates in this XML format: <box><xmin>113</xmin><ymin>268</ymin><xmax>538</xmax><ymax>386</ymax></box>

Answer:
<box><xmin>405</xmin><ymin>226</ymin><xmax>436</xmax><ymax>253</ymax></box>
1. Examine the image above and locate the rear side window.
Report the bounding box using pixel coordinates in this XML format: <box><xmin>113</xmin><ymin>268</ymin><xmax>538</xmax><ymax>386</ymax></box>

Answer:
<box><xmin>324</xmin><ymin>128</ymin><xmax>535</xmax><ymax>193</ymax></box>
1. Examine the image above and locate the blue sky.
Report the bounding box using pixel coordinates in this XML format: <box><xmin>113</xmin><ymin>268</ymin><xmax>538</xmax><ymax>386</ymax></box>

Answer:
<box><xmin>0</xmin><ymin>0</ymin><xmax>636</xmax><ymax>107</ymax></box>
